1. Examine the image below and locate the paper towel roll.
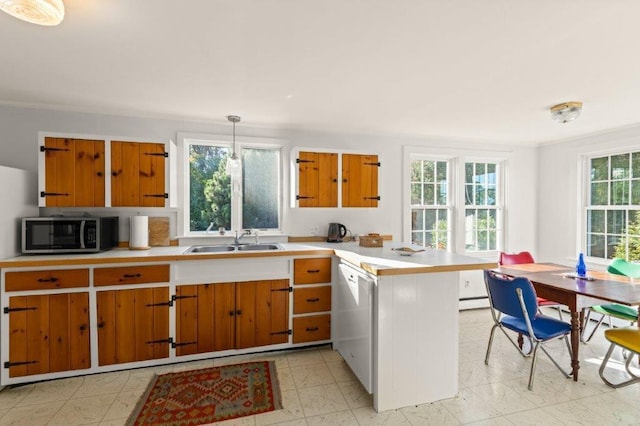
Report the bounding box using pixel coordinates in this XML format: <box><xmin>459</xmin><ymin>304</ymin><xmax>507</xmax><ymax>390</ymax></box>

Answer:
<box><xmin>129</xmin><ymin>216</ymin><xmax>150</xmax><ymax>250</ymax></box>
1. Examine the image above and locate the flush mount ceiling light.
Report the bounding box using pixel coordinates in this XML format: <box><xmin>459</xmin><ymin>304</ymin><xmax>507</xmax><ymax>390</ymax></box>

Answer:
<box><xmin>225</xmin><ymin>115</ymin><xmax>242</xmax><ymax>178</ymax></box>
<box><xmin>0</xmin><ymin>0</ymin><xmax>64</xmax><ymax>26</ymax></box>
<box><xmin>550</xmin><ymin>101</ymin><xmax>583</xmax><ymax>123</ymax></box>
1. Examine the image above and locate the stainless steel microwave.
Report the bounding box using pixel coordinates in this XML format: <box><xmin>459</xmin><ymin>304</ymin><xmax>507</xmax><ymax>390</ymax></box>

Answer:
<box><xmin>22</xmin><ymin>217</ymin><xmax>119</xmax><ymax>254</ymax></box>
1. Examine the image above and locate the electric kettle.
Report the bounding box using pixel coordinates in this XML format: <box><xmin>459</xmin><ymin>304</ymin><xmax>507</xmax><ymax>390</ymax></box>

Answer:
<box><xmin>327</xmin><ymin>223</ymin><xmax>347</xmax><ymax>242</ymax></box>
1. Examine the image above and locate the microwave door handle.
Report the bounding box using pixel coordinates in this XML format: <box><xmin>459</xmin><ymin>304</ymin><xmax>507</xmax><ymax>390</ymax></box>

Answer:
<box><xmin>80</xmin><ymin>221</ymin><xmax>86</xmax><ymax>249</ymax></box>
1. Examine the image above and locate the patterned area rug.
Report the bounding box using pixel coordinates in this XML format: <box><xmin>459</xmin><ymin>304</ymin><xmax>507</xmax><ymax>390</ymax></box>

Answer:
<box><xmin>126</xmin><ymin>361</ymin><xmax>282</xmax><ymax>425</ymax></box>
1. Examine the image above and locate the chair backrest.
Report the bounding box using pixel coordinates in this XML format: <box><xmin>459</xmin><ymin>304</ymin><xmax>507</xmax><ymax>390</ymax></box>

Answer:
<box><xmin>607</xmin><ymin>258</ymin><xmax>640</xmax><ymax>279</ymax></box>
<box><xmin>484</xmin><ymin>270</ymin><xmax>538</xmax><ymax>321</ymax></box>
<box><xmin>499</xmin><ymin>251</ymin><xmax>535</xmax><ymax>265</ymax></box>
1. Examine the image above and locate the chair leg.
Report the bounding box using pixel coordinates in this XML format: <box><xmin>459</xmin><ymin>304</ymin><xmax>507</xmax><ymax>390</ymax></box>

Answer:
<box><xmin>485</xmin><ymin>324</ymin><xmax>498</xmax><ymax>365</ymax></box>
<box><xmin>582</xmin><ymin>311</ymin><xmax>606</xmax><ymax>343</ymax></box>
<box><xmin>540</xmin><ymin>341</ymin><xmax>572</xmax><ymax>379</ymax></box>
<box><xmin>528</xmin><ymin>342</ymin><xmax>541</xmax><ymax>390</ymax></box>
<box><xmin>557</xmin><ymin>306</ymin><xmax>563</xmax><ymax>321</ymax></box>
<box><xmin>599</xmin><ymin>343</ymin><xmax>640</xmax><ymax>388</ymax></box>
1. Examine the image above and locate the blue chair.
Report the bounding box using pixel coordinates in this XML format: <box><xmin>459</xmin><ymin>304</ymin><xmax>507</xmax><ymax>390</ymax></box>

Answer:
<box><xmin>484</xmin><ymin>269</ymin><xmax>572</xmax><ymax>390</ymax></box>
<box><xmin>581</xmin><ymin>258</ymin><xmax>640</xmax><ymax>343</ymax></box>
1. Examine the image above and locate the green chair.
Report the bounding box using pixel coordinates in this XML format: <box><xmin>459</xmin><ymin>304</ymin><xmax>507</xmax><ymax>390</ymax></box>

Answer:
<box><xmin>581</xmin><ymin>258</ymin><xmax>640</xmax><ymax>343</ymax></box>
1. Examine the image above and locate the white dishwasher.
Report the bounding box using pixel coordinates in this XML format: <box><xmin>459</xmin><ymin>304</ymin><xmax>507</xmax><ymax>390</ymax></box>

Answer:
<box><xmin>335</xmin><ymin>261</ymin><xmax>374</xmax><ymax>393</ymax></box>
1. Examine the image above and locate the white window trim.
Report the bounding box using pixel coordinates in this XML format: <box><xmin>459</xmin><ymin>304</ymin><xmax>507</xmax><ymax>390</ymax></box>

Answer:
<box><xmin>176</xmin><ymin>132</ymin><xmax>286</xmax><ymax>237</ymax></box>
<box><xmin>403</xmin><ymin>145</ymin><xmax>509</xmax><ymax>255</ymax></box>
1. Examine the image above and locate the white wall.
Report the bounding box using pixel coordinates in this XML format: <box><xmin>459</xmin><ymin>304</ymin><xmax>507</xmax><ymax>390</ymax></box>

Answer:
<box><xmin>0</xmin><ymin>104</ymin><xmax>537</xmax><ymax>253</ymax></box>
<box><xmin>537</xmin><ymin>125</ymin><xmax>640</xmax><ymax>264</ymax></box>
<box><xmin>0</xmin><ymin>166</ymin><xmax>38</xmax><ymax>258</ymax></box>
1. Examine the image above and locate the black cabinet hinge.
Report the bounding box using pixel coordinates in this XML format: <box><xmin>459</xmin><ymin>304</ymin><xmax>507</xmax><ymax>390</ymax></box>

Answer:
<box><xmin>143</xmin><ymin>193</ymin><xmax>169</xmax><ymax>198</ymax></box>
<box><xmin>365</xmin><ymin>196</ymin><xmax>381</xmax><ymax>201</ymax></box>
<box><xmin>40</xmin><ymin>191</ymin><xmax>70</xmax><ymax>198</ymax></box>
<box><xmin>364</xmin><ymin>162</ymin><xmax>381</xmax><ymax>167</ymax></box>
<box><xmin>270</xmin><ymin>329</ymin><xmax>292</xmax><ymax>336</ymax></box>
<box><xmin>172</xmin><ymin>340</ymin><xmax>197</xmax><ymax>348</ymax></box>
<box><xmin>144</xmin><ymin>152</ymin><xmax>169</xmax><ymax>157</ymax></box>
<box><xmin>4</xmin><ymin>360</ymin><xmax>37</xmax><ymax>368</ymax></box>
<box><xmin>172</xmin><ymin>294</ymin><xmax>197</xmax><ymax>302</ymax></box>
<box><xmin>146</xmin><ymin>300</ymin><xmax>173</xmax><ymax>307</ymax></box>
<box><xmin>296</xmin><ymin>159</ymin><xmax>314</xmax><ymax>164</ymax></box>
<box><xmin>146</xmin><ymin>337</ymin><xmax>173</xmax><ymax>345</ymax></box>
<box><xmin>4</xmin><ymin>306</ymin><xmax>37</xmax><ymax>314</ymax></box>
<box><xmin>40</xmin><ymin>146</ymin><xmax>69</xmax><ymax>152</ymax></box>
<box><xmin>271</xmin><ymin>287</ymin><xmax>293</xmax><ymax>293</ymax></box>
<box><xmin>296</xmin><ymin>195</ymin><xmax>314</xmax><ymax>200</ymax></box>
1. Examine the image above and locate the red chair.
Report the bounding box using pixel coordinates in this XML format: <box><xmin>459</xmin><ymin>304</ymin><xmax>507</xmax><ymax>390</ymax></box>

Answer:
<box><xmin>498</xmin><ymin>251</ymin><xmax>564</xmax><ymax>320</ymax></box>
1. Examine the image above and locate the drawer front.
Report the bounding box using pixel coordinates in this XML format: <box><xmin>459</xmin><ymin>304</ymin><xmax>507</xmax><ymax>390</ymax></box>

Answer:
<box><xmin>294</xmin><ymin>286</ymin><xmax>332</xmax><ymax>314</ymax></box>
<box><xmin>5</xmin><ymin>269</ymin><xmax>89</xmax><ymax>291</ymax></box>
<box><xmin>94</xmin><ymin>264</ymin><xmax>170</xmax><ymax>286</ymax></box>
<box><xmin>293</xmin><ymin>314</ymin><xmax>331</xmax><ymax>343</ymax></box>
<box><xmin>294</xmin><ymin>258</ymin><xmax>331</xmax><ymax>285</ymax></box>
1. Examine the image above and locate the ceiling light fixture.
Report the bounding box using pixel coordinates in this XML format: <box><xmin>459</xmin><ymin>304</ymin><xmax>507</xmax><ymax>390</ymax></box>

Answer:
<box><xmin>0</xmin><ymin>0</ymin><xmax>64</xmax><ymax>26</ymax></box>
<box><xmin>550</xmin><ymin>101</ymin><xmax>583</xmax><ymax>123</ymax></box>
<box><xmin>225</xmin><ymin>115</ymin><xmax>242</xmax><ymax>178</ymax></box>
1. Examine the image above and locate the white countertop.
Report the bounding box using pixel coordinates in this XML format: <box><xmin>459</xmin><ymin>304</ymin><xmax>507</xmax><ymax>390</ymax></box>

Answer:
<box><xmin>0</xmin><ymin>241</ymin><xmax>496</xmax><ymax>275</ymax></box>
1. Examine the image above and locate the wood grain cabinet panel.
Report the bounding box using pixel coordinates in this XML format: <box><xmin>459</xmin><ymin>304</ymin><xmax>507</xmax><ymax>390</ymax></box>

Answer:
<box><xmin>297</xmin><ymin>151</ymin><xmax>338</xmax><ymax>207</ymax></box>
<box><xmin>5</xmin><ymin>269</ymin><xmax>89</xmax><ymax>292</ymax></box>
<box><xmin>342</xmin><ymin>153</ymin><xmax>380</xmax><ymax>208</ymax></box>
<box><xmin>294</xmin><ymin>286</ymin><xmax>332</xmax><ymax>314</ymax></box>
<box><xmin>96</xmin><ymin>287</ymin><xmax>170</xmax><ymax>366</ymax></box>
<box><xmin>6</xmin><ymin>292</ymin><xmax>90</xmax><ymax>378</ymax></box>
<box><xmin>42</xmin><ymin>137</ymin><xmax>105</xmax><ymax>207</ymax></box>
<box><xmin>111</xmin><ymin>141</ymin><xmax>166</xmax><ymax>207</ymax></box>
<box><xmin>293</xmin><ymin>314</ymin><xmax>331</xmax><ymax>343</ymax></box>
<box><xmin>94</xmin><ymin>264</ymin><xmax>170</xmax><ymax>286</ymax></box>
<box><xmin>294</xmin><ymin>258</ymin><xmax>332</xmax><ymax>285</ymax></box>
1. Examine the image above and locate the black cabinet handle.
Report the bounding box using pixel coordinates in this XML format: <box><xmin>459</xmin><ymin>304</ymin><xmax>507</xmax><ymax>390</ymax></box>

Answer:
<box><xmin>306</xmin><ymin>327</ymin><xmax>319</xmax><ymax>332</ymax></box>
<box><xmin>306</xmin><ymin>298</ymin><xmax>320</xmax><ymax>303</ymax></box>
<box><xmin>122</xmin><ymin>273</ymin><xmax>142</xmax><ymax>279</ymax></box>
<box><xmin>307</xmin><ymin>269</ymin><xmax>320</xmax><ymax>273</ymax></box>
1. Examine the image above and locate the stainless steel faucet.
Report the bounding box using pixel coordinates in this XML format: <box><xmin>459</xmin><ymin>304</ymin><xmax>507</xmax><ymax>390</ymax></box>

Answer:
<box><xmin>205</xmin><ymin>222</ymin><xmax>214</xmax><ymax>234</ymax></box>
<box><xmin>234</xmin><ymin>229</ymin><xmax>252</xmax><ymax>245</ymax></box>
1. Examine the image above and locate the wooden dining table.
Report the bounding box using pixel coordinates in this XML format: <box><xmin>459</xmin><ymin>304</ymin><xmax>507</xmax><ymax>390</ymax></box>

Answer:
<box><xmin>493</xmin><ymin>262</ymin><xmax>640</xmax><ymax>381</ymax></box>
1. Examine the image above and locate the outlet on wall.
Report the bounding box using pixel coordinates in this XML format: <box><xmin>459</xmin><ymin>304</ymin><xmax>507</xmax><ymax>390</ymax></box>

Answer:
<box><xmin>311</xmin><ymin>226</ymin><xmax>319</xmax><ymax>236</ymax></box>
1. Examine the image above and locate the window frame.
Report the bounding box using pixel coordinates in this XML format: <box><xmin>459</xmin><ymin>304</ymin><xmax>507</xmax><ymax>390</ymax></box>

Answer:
<box><xmin>581</xmin><ymin>149</ymin><xmax>640</xmax><ymax>261</ymax></box>
<box><xmin>403</xmin><ymin>145</ymin><xmax>506</xmax><ymax>255</ymax></box>
<box><xmin>177</xmin><ymin>132</ymin><xmax>285</xmax><ymax>237</ymax></box>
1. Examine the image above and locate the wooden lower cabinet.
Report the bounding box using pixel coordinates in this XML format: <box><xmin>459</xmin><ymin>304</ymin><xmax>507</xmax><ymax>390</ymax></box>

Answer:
<box><xmin>96</xmin><ymin>287</ymin><xmax>170</xmax><ymax>366</ymax></box>
<box><xmin>174</xmin><ymin>280</ymin><xmax>290</xmax><ymax>356</ymax></box>
<box><xmin>6</xmin><ymin>292</ymin><xmax>90</xmax><ymax>378</ymax></box>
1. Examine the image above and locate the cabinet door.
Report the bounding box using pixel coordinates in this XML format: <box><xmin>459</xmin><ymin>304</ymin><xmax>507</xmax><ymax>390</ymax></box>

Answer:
<box><xmin>42</xmin><ymin>137</ymin><xmax>105</xmax><ymax>207</ymax></box>
<box><xmin>6</xmin><ymin>293</ymin><xmax>90</xmax><ymax>378</ymax></box>
<box><xmin>342</xmin><ymin>153</ymin><xmax>379</xmax><ymax>207</ymax></box>
<box><xmin>96</xmin><ymin>287</ymin><xmax>170</xmax><ymax>366</ymax></box>
<box><xmin>235</xmin><ymin>280</ymin><xmax>290</xmax><ymax>349</ymax></box>
<box><xmin>175</xmin><ymin>284</ymin><xmax>218</xmax><ymax>356</ymax></box>
<box><xmin>297</xmin><ymin>151</ymin><xmax>338</xmax><ymax>207</ymax></box>
<box><xmin>111</xmin><ymin>141</ymin><xmax>166</xmax><ymax>207</ymax></box>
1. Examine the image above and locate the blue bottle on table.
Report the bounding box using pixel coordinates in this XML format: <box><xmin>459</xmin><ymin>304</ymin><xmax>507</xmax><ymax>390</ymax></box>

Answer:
<box><xmin>576</xmin><ymin>253</ymin><xmax>587</xmax><ymax>277</ymax></box>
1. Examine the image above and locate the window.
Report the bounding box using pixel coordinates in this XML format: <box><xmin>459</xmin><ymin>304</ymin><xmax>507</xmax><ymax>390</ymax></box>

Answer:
<box><xmin>464</xmin><ymin>162</ymin><xmax>499</xmax><ymax>252</ymax></box>
<box><xmin>586</xmin><ymin>152</ymin><xmax>640</xmax><ymax>260</ymax></box>
<box><xmin>410</xmin><ymin>159</ymin><xmax>451</xmax><ymax>249</ymax></box>
<box><xmin>406</xmin><ymin>149</ymin><xmax>504</xmax><ymax>254</ymax></box>
<box><xmin>182</xmin><ymin>136</ymin><xmax>281</xmax><ymax>234</ymax></box>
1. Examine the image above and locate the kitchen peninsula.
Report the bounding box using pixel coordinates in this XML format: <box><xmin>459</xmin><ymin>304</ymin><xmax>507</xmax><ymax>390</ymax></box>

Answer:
<box><xmin>0</xmin><ymin>242</ymin><xmax>494</xmax><ymax>412</ymax></box>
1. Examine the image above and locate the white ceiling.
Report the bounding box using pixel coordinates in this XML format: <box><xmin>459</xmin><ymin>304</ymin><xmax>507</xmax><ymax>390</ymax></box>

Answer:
<box><xmin>2</xmin><ymin>0</ymin><xmax>640</xmax><ymax>144</ymax></box>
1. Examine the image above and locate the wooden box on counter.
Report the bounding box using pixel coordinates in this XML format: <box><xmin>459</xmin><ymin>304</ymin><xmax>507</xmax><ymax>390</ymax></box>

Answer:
<box><xmin>359</xmin><ymin>234</ymin><xmax>383</xmax><ymax>247</ymax></box>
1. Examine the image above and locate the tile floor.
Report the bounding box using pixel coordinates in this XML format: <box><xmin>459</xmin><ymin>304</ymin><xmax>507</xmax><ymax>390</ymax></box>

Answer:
<box><xmin>1</xmin><ymin>307</ymin><xmax>640</xmax><ymax>425</ymax></box>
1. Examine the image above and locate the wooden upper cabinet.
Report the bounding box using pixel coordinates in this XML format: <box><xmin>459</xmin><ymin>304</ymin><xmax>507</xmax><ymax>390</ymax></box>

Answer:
<box><xmin>42</xmin><ymin>137</ymin><xmax>105</xmax><ymax>207</ymax></box>
<box><xmin>297</xmin><ymin>151</ymin><xmax>338</xmax><ymax>207</ymax></box>
<box><xmin>342</xmin><ymin>153</ymin><xmax>380</xmax><ymax>208</ymax></box>
<box><xmin>111</xmin><ymin>141</ymin><xmax>167</xmax><ymax>207</ymax></box>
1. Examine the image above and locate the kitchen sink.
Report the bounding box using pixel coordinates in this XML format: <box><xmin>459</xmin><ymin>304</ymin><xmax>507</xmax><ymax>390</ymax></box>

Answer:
<box><xmin>184</xmin><ymin>245</ymin><xmax>236</xmax><ymax>253</ymax></box>
<box><xmin>236</xmin><ymin>244</ymin><xmax>282</xmax><ymax>251</ymax></box>
<box><xmin>184</xmin><ymin>243</ymin><xmax>282</xmax><ymax>254</ymax></box>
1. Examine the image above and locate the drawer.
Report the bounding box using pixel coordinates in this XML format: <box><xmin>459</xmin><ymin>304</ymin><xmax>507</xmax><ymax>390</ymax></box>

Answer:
<box><xmin>294</xmin><ymin>286</ymin><xmax>332</xmax><ymax>314</ymax></box>
<box><xmin>293</xmin><ymin>314</ymin><xmax>331</xmax><ymax>343</ymax></box>
<box><xmin>5</xmin><ymin>269</ymin><xmax>89</xmax><ymax>291</ymax></box>
<box><xmin>94</xmin><ymin>264</ymin><xmax>170</xmax><ymax>286</ymax></box>
<box><xmin>294</xmin><ymin>258</ymin><xmax>331</xmax><ymax>285</ymax></box>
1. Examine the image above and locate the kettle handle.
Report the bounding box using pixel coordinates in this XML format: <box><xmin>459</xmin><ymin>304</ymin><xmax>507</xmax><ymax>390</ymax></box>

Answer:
<box><xmin>339</xmin><ymin>224</ymin><xmax>347</xmax><ymax>238</ymax></box>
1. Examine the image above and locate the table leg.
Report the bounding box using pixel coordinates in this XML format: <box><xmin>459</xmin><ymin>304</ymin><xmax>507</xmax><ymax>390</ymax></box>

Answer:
<box><xmin>570</xmin><ymin>309</ymin><xmax>580</xmax><ymax>381</ymax></box>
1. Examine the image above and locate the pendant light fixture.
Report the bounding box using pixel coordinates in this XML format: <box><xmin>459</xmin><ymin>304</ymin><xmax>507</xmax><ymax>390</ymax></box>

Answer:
<box><xmin>225</xmin><ymin>115</ymin><xmax>242</xmax><ymax>178</ymax></box>
<box><xmin>0</xmin><ymin>0</ymin><xmax>65</xmax><ymax>26</ymax></box>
